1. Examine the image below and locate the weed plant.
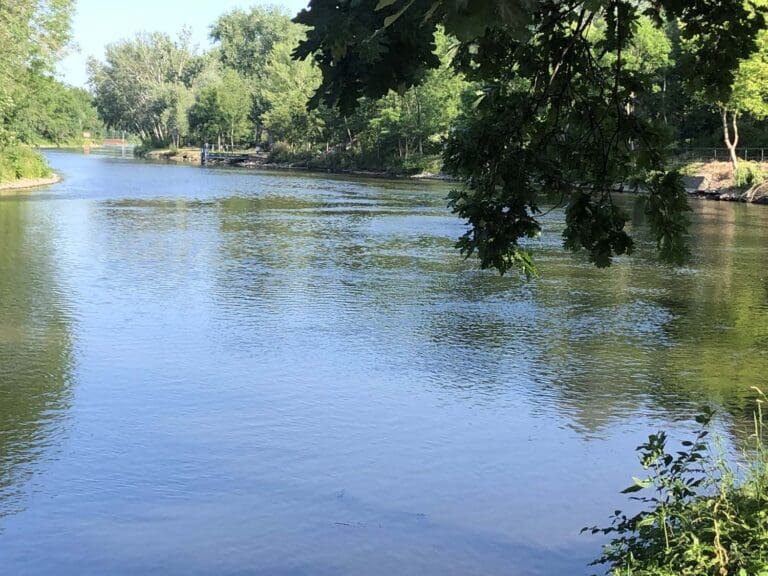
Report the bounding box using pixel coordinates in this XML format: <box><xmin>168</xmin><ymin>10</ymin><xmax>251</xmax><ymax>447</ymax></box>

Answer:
<box><xmin>587</xmin><ymin>389</ymin><xmax>768</xmax><ymax>575</ymax></box>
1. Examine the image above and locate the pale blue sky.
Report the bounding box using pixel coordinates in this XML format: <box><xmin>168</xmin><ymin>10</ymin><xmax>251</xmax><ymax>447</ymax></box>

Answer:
<box><xmin>57</xmin><ymin>0</ymin><xmax>308</xmax><ymax>87</ymax></box>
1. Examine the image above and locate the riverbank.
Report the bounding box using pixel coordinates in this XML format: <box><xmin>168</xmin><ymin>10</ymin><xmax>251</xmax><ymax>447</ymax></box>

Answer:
<box><xmin>144</xmin><ymin>147</ymin><xmax>455</xmax><ymax>182</ymax></box>
<box><xmin>0</xmin><ymin>174</ymin><xmax>61</xmax><ymax>193</ymax></box>
<box><xmin>143</xmin><ymin>150</ymin><xmax>768</xmax><ymax>199</ymax></box>
<box><xmin>144</xmin><ymin>147</ymin><xmax>201</xmax><ymax>163</ymax></box>
<box><xmin>683</xmin><ymin>161</ymin><xmax>768</xmax><ymax>204</ymax></box>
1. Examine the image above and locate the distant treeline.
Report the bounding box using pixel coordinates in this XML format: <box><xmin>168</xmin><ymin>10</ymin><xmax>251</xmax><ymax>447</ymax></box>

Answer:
<box><xmin>86</xmin><ymin>7</ymin><xmax>464</xmax><ymax>173</ymax></box>
<box><xmin>2</xmin><ymin>3</ymin><xmax>768</xmax><ymax>180</ymax></box>
<box><xmin>84</xmin><ymin>5</ymin><xmax>768</xmax><ymax>174</ymax></box>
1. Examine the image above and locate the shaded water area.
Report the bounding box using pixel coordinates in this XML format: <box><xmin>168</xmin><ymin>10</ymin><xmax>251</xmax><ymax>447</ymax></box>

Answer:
<box><xmin>1</xmin><ymin>151</ymin><xmax>768</xmax><ymax>575</ymax></box>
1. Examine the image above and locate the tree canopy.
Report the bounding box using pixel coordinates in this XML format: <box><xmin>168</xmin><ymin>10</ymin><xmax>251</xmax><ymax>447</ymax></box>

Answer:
<box><xmin>88</xmin><ymin>30</ymin><xmax>202</xmax><ymax>145</ymax></box>
<box><xmin>0</xmin><ymin>0</ymin><xmax>103</xmax><ymax>182</ymax></box>
<box><xmin>0</xmin><ymin>0</ymin><xmax>86</xmax><ymax>147</ymax></box>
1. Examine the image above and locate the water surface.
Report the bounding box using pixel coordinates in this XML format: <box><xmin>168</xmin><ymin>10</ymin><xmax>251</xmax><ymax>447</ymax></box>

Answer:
<box><xmin>1</xmin><ymin>152</ymin><xmax>767</xmax><ymax>575</ymax></box>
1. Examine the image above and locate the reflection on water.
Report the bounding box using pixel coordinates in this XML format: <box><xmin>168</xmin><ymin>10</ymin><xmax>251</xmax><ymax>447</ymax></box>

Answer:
<box><xmin>0</xmin><ymin>198</ymin><xmax>74</xmax><ymax>518</ymax></box>
<box><xmin>0</xmin><ymin>151</ymin><xmax>767</xmax><ymax>574</ymax></box>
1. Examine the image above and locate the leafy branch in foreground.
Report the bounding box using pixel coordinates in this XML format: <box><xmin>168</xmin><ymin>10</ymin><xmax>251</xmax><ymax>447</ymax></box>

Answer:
<box><xmin>585</xmin><ymin>392</ymin><xmax>768</xmax><ymax>576</ymax></box>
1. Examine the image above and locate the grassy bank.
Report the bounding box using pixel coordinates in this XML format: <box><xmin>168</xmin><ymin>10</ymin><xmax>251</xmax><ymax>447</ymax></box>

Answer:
<box><xmin>0</xmin><ymin>144</ymin><xmax>52</xmax><ymax>183</ymax></box>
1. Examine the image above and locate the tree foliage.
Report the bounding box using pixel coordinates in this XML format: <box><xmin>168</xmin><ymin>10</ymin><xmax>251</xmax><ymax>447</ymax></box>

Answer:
<box><xmin>210</xmin><ymin>5</ymin><xmax>300</xmax><ymax>80</ymax></box>
<box><xmin>0</xmin><ymin>0</ymin><xmax>96</xmax><ymax>181</ymax></box>
<box><xmin>0</xmin><ymin>0</ymin><xmax>77</xmax><ymax>145</ymax></box>
<box><xmin>88</xmin><ymin>30</ymin><xmax>202</xmax><ymax>145</ymax></box>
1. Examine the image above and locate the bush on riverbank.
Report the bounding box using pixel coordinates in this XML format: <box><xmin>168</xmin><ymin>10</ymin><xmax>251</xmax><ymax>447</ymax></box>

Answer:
<box><xmin>735</xmin><ymin>161</ymin><xmax>766</xmax><ymax>189</ymax></box>
<box><xmin>587</xmin><ymin>393</ymin><xmax>768</xmax><ymax>575</ymax></box>
<box><xmin>0</xmin><ymin>145</ymin><xmax>52</xmax><ymax>183</ymax></box>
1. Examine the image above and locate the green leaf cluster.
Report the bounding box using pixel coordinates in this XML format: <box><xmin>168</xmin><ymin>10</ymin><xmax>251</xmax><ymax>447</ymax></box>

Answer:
<box><xmin>587</xmin><ymin>401</ymin><xmax>768</xmax><ymax>575</ymax></box>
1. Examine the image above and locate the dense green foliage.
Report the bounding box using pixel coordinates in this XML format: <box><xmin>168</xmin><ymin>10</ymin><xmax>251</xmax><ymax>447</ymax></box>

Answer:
<box><xmin>88</xmin><ymin>6</ymin><xmax>468</xmax><ymax>173</ymax></box>
<box><xmin>0</xmin><ymin>0</ymin><xmax>101</xmax><ymax>182</ymax></box>
<box><xmin>587</xmin><ymin>401</ymin><xmax>768</xmax><ymax>575</ymax></box>
<box><xmin>88</xmin><ymin>30</ymin><xmax>202</xmax><ymax>146</ymax></box>
<box><xmin>295</xmin><ymin>0</ymin><xmax>766</xmax><ymax>272</ymax></box>
<box><xmin>0</xmin><ymin>144</ymin><xmax>52</xmax><ymax>182</ymax></box>
<box><xmin>7</xmin><ymin>78</ymin><xmax>102</xmax><ymax>146</ymax></box>
<box><xmin>735</xmin><ymin>161</ymin><xmax>766</xmax><ymax>188</ymax></box>
<box><xmin>0</xmin><ymin>0</ymin><xmax>74</xmax><ymax>141</ymax></box>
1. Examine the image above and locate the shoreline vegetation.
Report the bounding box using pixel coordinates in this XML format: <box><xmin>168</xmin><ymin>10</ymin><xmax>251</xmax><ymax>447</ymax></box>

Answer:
<box><xmin>0</xmin><ymin>144</ymin><xmax>56</xmax><ymax>188</ymax></box>
<box><xmin>143</xmin><ymin>147</ymin><xmax>454</xmax><ymax>182</ymax></box>
<box><xmin>587</xmin><ymin>397</ymin><xmax>768</xmax><ymax>575</ymax></box>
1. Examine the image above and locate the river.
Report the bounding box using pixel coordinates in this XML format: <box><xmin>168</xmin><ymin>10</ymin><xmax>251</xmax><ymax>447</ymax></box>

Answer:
<box><xmin>1</xmin><ymin>151</ymin><xmax>767</xmax><ymax>575</ymax></box>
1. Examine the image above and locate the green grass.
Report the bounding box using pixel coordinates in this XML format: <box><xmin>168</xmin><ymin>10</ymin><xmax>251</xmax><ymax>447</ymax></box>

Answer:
<box><xmin>0</xmin><ymin>144</ymin><xmax>52</xmax><ymax>183</ymax></box>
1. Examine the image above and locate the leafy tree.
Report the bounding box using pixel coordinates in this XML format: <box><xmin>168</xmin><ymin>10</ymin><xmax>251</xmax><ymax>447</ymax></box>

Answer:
<box><xmin>88</xmin><ymin>30</ymin><xmax>201</xmax><ymax>145</ymax></box>
<box><xmin>0</xmin><ymin>0</ymin><xmax>74</xmax><ymax>145</ymax></box>
<box><xmin>218</xmin><ymin>69</ymin><xmax>254</xmax><ymax>147</ymax></box>
<box><xmin>295</xmin><ymin>0</ymin><xmax>765</xmax><ymax>273</ymax></box>
<box><xmin>210</xmin><ymin>6</ymin><xmax>305</xmax><ymax>145</ymax></box>
<box><xmin>188</xmin><ymin>68</ymin><xmax>253</xmax><ymax>148</ymax></box>
<box><xmin>0</xmin><ymin>0</ymin><xmax>76</xmax><ymax>181</ymax></box>
<box><xmin>7</xmin><ymin>75</ymin><xmax>103</xmax><ymax>145</ymax></box>
<box><xmin>261</xmin><ymin>40</ymin><xmax>324</xmax><ymax>149</ymax></box>
<box><xmin>715</xmin><ymin>23</ymin><xmax>768</xmax><ymax>172</ymax></box>
<box><xmin>210</xmin><ymin>5</ymin><xmax>300</xmax><ymax>79</ymax></box>
<box><xmin>188</xmin><ymin>87</ymin><xmax>226</xmax><ymax>145</ymax></box>
<box><xmin>0</xmin><ymin>0</ymin><xmax>75</xmax><ymax>144</ymax></box>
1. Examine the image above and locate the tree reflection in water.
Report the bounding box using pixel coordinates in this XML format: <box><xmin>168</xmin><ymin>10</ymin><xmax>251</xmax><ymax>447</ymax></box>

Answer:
<box><xmin>0</xmin><ymin>197</ymin><xmax>74</xmax><ymax>518</ymax></box>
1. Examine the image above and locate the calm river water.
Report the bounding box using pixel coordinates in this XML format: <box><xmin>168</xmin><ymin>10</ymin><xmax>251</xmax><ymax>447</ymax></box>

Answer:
<box><xmin>1</xmin><ymin>151</ymin><xmax>768</xmax><ymax>575</ymax></box>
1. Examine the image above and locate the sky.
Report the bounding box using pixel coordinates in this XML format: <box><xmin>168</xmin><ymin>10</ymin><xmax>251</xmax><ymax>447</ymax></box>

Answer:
<box><xmin>56</xmin><ymin>0</ymin><xmax>309</xmax><ymax>87</ymax></box>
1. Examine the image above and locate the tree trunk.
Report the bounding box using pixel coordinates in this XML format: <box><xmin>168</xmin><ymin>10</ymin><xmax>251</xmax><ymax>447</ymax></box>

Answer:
<box><xmin>721</xmin><ymin>106</ymin><xmax>739</xmax><ymax>173</ymax></box>
<box><xmin>344</xmin><ymin>116</ymin><xmax>354</xmax><ymax>150</ymax></box>
<box><xmin>416</xmin><ymin>92</ymin><xmax>423</xmax><ymax>156</ymax></box>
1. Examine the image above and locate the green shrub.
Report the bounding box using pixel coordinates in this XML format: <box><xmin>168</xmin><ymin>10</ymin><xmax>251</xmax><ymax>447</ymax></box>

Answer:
<box><xmin>0</xmin><ymin>145</ymin><xmax>51</xmax><ymax>182</ymax></box>
<box><xmin>308</xmin><ymin>150</ymin><xmax>356</xmax><ymax>171</ymax></box>
<box><xmin>587</xmin><ymin>393</ymin><xmax>768</xmax><ymax>576</ymax></box>
<box><xmin>267</xmin><ymin>141</ymin><xmax>293</xmax><ymax>164</ymax></box>
<box><xmin>735</xmin><ymin>161</ymin><xmax>765</xmax><ymax>189</ymax></box>
<box><xmin>132</xmin><ymin>141</ymin><xmax>153</xmax><ymax>157</ymax></box>
<box><xmin>0</xmin><ymin>155</ymin><xmax>16</xmax><ymax>182</ymax></box>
